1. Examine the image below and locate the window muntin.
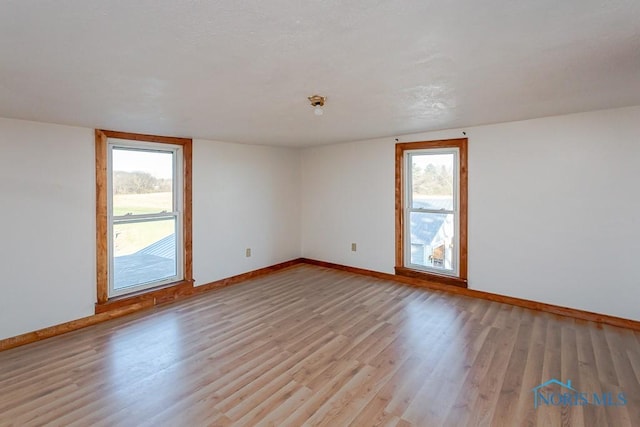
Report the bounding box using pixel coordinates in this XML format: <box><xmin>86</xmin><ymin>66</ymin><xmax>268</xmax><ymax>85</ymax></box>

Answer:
<box><xmin>107</xmin><ymin>140</ymin><xmax>183</xmax><ymax>297</ymax></box>
<box><xmin>405</xmin><ymin>149</ymin><xmax>460</xmax><ymax>276</ymax></box>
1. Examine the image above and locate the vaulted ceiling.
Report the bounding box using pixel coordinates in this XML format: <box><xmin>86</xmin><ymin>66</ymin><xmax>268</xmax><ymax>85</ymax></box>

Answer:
<box><xmin>1</xmin><ymin>1</ymin><xmax>639</xmax><ymax>146</ymax></box>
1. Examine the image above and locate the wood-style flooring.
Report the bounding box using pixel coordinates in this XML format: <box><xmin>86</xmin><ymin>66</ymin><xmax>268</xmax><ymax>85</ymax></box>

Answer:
<box><xmin>1</xmin><ymin>265</ymin><xmax>639</xmax><ymax>426</ymax></box>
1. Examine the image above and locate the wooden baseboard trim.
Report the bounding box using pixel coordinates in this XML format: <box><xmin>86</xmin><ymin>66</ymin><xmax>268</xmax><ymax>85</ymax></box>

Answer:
<box><xmin>0</xmin><ymin>258</ymin><xmax>305</xmax><ymax>352</ymax></box>
<box><xmin>5</xmin><ymin>256</ymin><xmax>636</xmax><ymax>352</ymax></box>
<box><xmin>191</xmin><ymin>258</ymin><xmax>304</xmax><ymax>295</ymax></box>
<box><xmin>394</xmin><ymin>266</ymin><xmax>467</xmax><ymax>288</ymax></box>
<box><xmin>299</xmin><ymin>258</ymin><xmax>640</xmax><ymax>332</ymax></box>
<box><xmin>95</xmin><ymin>280</ymin><xmax>195</xmax><ymax>314</ymax></box>
<box><xmin>0</xmin><ymin>302</ymin><xmax>153</xmax><ymax>352</ymax></box>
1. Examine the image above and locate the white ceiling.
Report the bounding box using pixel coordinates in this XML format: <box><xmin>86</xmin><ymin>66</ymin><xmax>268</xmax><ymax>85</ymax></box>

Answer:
<box><xmin>1</xmin><ymin>1</ymin><xmax>639</xmax><ymax>147</ymax></box>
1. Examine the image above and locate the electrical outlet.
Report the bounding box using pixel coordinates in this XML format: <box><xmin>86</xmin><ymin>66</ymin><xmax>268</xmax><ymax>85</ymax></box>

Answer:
<box><xmin>246</xmin><ymin>248</ymin><xmax>251</xmax><ymax>257</ymax></box>
<box><xmin>351</xmin><ymin>243</ymin><xmax>357</xmax><ymax>252</ymax></box>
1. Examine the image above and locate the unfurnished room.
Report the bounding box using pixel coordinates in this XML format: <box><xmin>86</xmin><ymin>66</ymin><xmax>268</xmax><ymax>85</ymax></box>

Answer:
<box><xmin>1</xmin><ymin>1</ymin><xmax>639</xmax><ymax>426</ymax></box>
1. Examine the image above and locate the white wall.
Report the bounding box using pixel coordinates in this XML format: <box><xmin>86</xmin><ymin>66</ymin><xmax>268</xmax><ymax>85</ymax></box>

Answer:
<box><xmin>0</xmin><ymin>118</ymin><xmax>96</xmax><ymax>339</ymax></box>
<box><xmin>2</xmin><ymin>105</ymin><xmax>638</xmax><ymax>340</ymax></box>
<box><xmin>0</xmin><ymin>119</ymin><xmax>301</xmax><ymax>340</ymax></box>
<box><xmin>301</xmin><ymin>106</ymin><xmax>640</xmax><ymax>321</ymax></box>
<box><xmin>192</xmin><ymin>139</ymin><xmax>300</xmax><ymax>284</ymax></box>
<box><xmin>301</xmin><ymin>140</ymin><xmax>396</xmax><ymax>270</ymax></box>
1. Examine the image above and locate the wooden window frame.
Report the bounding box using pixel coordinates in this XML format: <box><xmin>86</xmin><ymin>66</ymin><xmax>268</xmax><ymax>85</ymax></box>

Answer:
<box><xmin>95</xmin><ymin>129</ymin><xmax>193</xmax><ymax>312</ymax></box>
<box><xmin>395</xmin><ymin>138</ymin><xmax>468</xmax><ymax>288</ymax></box>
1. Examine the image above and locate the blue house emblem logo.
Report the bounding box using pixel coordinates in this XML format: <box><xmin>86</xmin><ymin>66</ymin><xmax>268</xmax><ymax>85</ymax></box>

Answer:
<box><xmin>532</xmin><ymin>378</ymin><xmax>627</xmax><ymax>409</ymax></box>
<box><xmin>532</xmin><ymin>379</ymin><xmax>576</xmax><ymax>408</ymax></box>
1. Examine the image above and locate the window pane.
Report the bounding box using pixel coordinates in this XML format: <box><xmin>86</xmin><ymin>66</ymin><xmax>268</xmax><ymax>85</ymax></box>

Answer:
<box><xmin>411</xmin><ymin>153</ymin><xmax>454</xmax><ymax>210</ymax></box>
<box><xmin>409</xmin><ymin>211</ymin><xmax>455</xmax><ymax>271</ymax></box>
<box><xmin>112</xmin><ymin>148</ymin><xmax>173</xmax><ymax>215</ymax></box>
<box><xmin>113</xmin><ymin>218</ymin><xmax>177</xmax><ymax>290</ymax></box>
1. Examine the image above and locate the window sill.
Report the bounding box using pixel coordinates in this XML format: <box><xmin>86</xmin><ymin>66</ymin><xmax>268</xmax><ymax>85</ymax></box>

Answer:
<box><xmin>395</xmin><ymin>266</ymin><xmax>468</xmax><ymax>288</ymax></box>
<box><xmin>95</xmin><ymin>279</ymin><xmax>195</xmax><ymax>314</ymax></box>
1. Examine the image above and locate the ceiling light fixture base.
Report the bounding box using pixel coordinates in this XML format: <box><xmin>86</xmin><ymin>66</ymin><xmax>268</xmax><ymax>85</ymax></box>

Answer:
<box><xmin>308</xmin><ymin>95</ymin><xmax>326</xmax><ymax>116</ymax></box>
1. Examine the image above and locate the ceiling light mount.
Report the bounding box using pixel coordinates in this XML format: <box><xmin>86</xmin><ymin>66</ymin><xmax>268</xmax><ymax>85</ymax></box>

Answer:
<box><xmin>308</xmin><ymin>95</ymin><xmax>326</xmax><ymax>115</ymax></box>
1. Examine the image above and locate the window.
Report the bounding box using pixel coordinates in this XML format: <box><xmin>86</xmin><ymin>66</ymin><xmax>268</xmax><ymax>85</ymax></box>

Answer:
<box><xmin>395</xmin><ymin>138</ymin><xmax>467</xmax><ymax>287</ymax></box>
<box><xmin>96</xmin><ymin>130</ymin><xmax>192</xmax><ymax>306</ymax></box>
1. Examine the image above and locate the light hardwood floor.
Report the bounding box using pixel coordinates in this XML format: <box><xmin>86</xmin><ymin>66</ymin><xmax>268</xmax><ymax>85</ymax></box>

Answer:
<box><xmin>1</xmin><ymin>265</ymin><xmax>639</xmax><ymax>426</ymax></box>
